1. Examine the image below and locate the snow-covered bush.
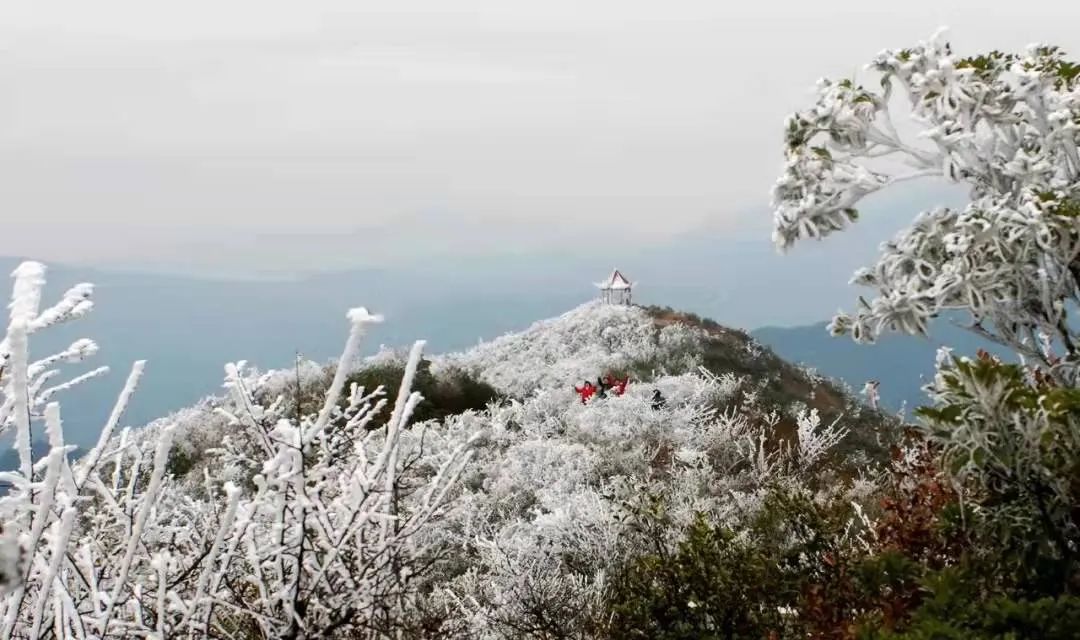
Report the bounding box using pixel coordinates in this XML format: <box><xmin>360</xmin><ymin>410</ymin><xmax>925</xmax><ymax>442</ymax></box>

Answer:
<box><xmin>410</xmin><ymin>352</ymin><xmax>861</xmax><ymax>638</ymax></box>
<box><xmin>918</xmin><ymin>351</ymin><xmax>1080</xmax><ymax>590</ymax></box>
<box><xmin>0</xmin><ymin>262</ymin><xmax>474</xmax><ymax>638</ymax></box>
<box><xmin>604</xmin><ymin>486</ymin><xmax>870</xmax><ymax>640</ymax></box>
<box><xmin>772</xmin><ymin>29</ymin><xmax>1080</xmax><ymax>385</ymax></box>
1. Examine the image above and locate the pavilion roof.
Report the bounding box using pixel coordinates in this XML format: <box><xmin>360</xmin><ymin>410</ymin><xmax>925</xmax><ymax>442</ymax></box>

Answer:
<box><xmin>595</xmin><ymin>269</ymin><xmax>632</xmax><ymax>290</ymax></box>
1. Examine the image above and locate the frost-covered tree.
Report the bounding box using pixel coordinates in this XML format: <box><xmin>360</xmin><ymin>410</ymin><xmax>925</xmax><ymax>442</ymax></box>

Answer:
<box><xmin>772</xmin><ymin>29</ymin><xmax>1080</xmax><ymax>384</ymax></box>
<box><xmin>773</xmin><ymin>30</ymin><xmax>1080</xmax><ymax>607</ymax></box>
<box><xmin>0</xmin><ymin>262</ymin><xmax>474</xmax><ymax>638</ymax></box>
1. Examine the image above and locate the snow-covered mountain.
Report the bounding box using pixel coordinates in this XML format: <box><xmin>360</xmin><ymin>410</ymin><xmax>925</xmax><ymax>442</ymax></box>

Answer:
<box><xmin>135</xmin><ymin>300</ymin><xmax>895</xmax><ymax>523</ymax></box>
<box><xmin>127</xmin><ymin>301</ymin><xmax>892</xmax><ymax>633</ymax></box>
<box><xmin>430</xmin><ymin>301</ymin><xmax>703</xmax><ymax>395</ymax></box>
<box><xmin>3</xmin><ymin>286</ymin><xmax>896</xmax><ymax>637</ymax></box>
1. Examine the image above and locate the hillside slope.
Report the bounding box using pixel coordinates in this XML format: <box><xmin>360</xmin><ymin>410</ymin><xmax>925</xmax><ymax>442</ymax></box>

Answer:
<box><xmin>69</xmin><ymin>300</ymin><xmax>897</xmax><ymax>638</ymax></box>
<box><xmin>427</xmin><ymin>301</ymin><xmax>892</xmax><ymax>463</ymax></box>
<box><xmin>431</xmin><ymin>301</ymin><xmax>702</xmax><ymax>394</ymax></box>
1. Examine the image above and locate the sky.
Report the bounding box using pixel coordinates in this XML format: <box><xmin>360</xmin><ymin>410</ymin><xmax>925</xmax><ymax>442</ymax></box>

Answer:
<box><xmin>3</xmin><ymin>0</ymin><xmax>1080</xmax><ymax>276</ymax></box>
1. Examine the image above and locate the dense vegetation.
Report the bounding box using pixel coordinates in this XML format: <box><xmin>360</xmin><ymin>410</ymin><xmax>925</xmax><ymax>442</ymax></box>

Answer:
<box><xmin>343</xmin><ymin>360</ymin><xmax>502</xmax><ymax>429</ymax></box>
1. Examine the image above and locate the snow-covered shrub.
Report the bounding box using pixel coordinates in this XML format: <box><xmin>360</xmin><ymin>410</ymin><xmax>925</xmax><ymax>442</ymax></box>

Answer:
<box><xmin>0</xmin><ymin>262</ymin><xmax>475</xmax><ymax>638</ymax></box>
<box><xmin>0</xmin><ymin>263</ymin><xmax>102</xmax><ymax>478</ymax></box>
<box><xmin>605</xmin><ymin>487</ymin><xmax>868</xmax><ymax>640</ymax></box>
<box><xmin>411</xmin><ymin>338</ymin><xmax>865</xmax><ymax>638</ymax></box>
<box><xmin>918</xmin><ymin>351</ymin><xmax>1080</xmax><ymax>591</ymax></box>
<box><xmin>343</xmin><ymin>359</ymin><xmax>501</xmax><ymax>431</ymax></box>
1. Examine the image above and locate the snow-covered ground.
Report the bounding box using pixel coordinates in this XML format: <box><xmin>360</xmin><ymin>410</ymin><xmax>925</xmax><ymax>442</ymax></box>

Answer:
<box><xmin>431</xmin><ymin>300</ymin><xmax>706</xmax><ymax>396</ymax></box>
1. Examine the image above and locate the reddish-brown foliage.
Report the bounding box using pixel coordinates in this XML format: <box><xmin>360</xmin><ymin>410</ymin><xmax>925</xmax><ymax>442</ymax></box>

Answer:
<box><xmin>797</xmin><ymin>440</ymin><xmax>970</xmax><ymax>638</ymax></box>
<box><xmin>876</xmin><ymin>443</ymin><xmax>964</xmax><ymax>565</ymax></box>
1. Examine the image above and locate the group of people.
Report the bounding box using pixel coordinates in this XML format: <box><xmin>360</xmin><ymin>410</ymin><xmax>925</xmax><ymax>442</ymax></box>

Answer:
<box><xmin>571</xmin><ymin>374</ymin><xmax>667</xmax><ymax>410</ymax></box>
<box><xmin>573</xmin><ymin>374</ymin><xmax>630</xmax><ymax>404</ymax></box>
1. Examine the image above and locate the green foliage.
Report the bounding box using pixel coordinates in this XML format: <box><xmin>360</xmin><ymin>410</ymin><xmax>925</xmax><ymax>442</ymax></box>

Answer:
<box><xmin>606</xmin><ymin>490</ymin><xmax>858</xmax><ymax>639</ymax></box>
<box><xmin>916</xmin><ymin>355</ymin><xmax>1080</xmax><ymax>594</ymax></box>
<box><xmin>861</xmin><ymin>567</ymin><xmax>1080</xmax><ymax>640</ymax></box>
<box><xmin>1019</xmin><ymin>45</ymin><xmax>1080</xmax><ymax>88</ymax></box>
<box><xmin>344</xmin><ymin>359</ymin><xmax>502</xmax><ymax>429</ymax></box>
<box><xmin>166</xmin><ymin>447</ymin><xmax>197</xmax><ymax>477</ymax></box>
<box><xmin>954</xmin><ymin>50</ymin><xmax>1015</xmax><ymax>81</ymax></box>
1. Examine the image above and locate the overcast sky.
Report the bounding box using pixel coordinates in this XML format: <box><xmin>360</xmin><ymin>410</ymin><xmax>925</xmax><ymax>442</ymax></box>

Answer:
<box><xmin>3</xmin><ymin>0</ymin><xmax>1079</xmax><ymax>276</ymax></box>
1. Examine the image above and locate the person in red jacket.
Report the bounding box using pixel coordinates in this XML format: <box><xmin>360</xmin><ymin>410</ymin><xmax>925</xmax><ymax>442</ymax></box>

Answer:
<box><xmin>573</xmin><ymin>381</ymin><xmax>596</xmax><ymax>404</ymax></box>
<box><xmin>614</xmin><ymin>376</ymin><xmax>630</xmax><ymax>396</ymax></box>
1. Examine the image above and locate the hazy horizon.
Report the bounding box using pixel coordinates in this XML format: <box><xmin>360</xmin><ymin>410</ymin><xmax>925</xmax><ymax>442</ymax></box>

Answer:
<box><xmin>4</xmin><ymin>0</ymin><xmax>1079</xmax><ymax>278</ymax></box>
<box><xmin>0</xmin><ymin>178</ymin><xmax>959</xmax><ymax>334</ymax></box>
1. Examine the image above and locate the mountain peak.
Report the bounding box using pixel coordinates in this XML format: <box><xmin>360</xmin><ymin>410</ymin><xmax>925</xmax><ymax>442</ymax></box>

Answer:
<box><xmin>425</xmin><ymin>301</ymin><xmax>893</xmax><ymax>466</ymax></box>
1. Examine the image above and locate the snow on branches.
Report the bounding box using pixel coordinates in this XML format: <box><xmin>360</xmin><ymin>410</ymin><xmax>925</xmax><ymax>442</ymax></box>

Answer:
<box><xmin>772</xmin><ymin>29</ymin><xmax>1080</xmax><ymax>382</ymax></box>
<box><xmin>0</xmin><ymin>263</ymin><xmax>103</xmax><ymax>481</ymax></box>
<box><xmin>421</xmin><ymin>364</ymin><xmax>858</xmax><ymax>638</ymax></box>
<box><xmin>0</xmin><ymin>262</ymin><xmax>475</xmax><ymax>638</ymax></box>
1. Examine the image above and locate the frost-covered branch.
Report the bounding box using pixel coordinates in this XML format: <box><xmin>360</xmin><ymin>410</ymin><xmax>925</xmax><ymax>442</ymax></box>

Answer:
<box><xmin>772</xmin><ymin>31</ymin><xmax>1080</xmax><ymax>382</ymax></box>
<box><xmin>0</xmin><ymin>262</ymin><xmax>475</xmax><ymax>638</ymax></box>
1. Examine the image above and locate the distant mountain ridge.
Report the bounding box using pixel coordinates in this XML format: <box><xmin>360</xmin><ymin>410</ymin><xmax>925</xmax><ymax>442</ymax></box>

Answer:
<box><xmin>751</xmin><ymin>316</ymin><xmax>1012</xmax><ymax>415</ymax></box>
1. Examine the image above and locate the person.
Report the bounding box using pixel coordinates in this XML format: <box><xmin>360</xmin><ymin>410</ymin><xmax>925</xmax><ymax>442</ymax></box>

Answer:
<box><xmin>650</xmin><ymin>389</ymin><xmax>666</xmax><ymax>410</ymax></box>
<box><xmin>596</xmin><ymin>376</ymin><xmax>610</xmax><ymax>399</ymax></box>
<box><xmin>574</xmin><ymin>381</ymin><xmax>596</xmax><ymax>404</ymax></box>
<box><xmin>861</xmin><ymin>380</ymin><xmax>880</xmax><ymax>411</ymax></box>
<box><xmin>614</xmin><ymin>376</ymin><xmax>630</xmax><ymax>396</ymax></box>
